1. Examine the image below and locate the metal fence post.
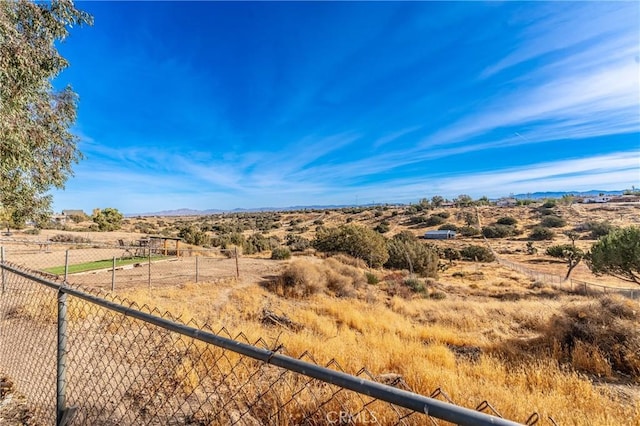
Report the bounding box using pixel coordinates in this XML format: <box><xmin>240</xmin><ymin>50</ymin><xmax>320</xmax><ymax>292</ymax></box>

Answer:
<box><xmin>148</xmin><ymin>251</ymin><xmax>152</xmax><ymax>288</ymax></box>
<box><xmin>112</xmin><ymin>256</ymin><xmax>116</xmax><ymax>292</ymax></box>
<box><xmin>195</xmin><ymin>256</ymin><xmax>199</xmax><ymax>283</ymax></box>
<box><xmin>1</xmin><ymin>246</ymin><xmax>5</xmax><ymax>294</ymax></box>
<box><xmin>235</xmin><ymin>247</ymin><xmax>240</xmax><ymax>280</ymax></box>
<box><xmin>56</xmin><ymin>288</ymin><xmax>72</xmax><ymax>425</ymax></box>
<box><xmin>57</xmin><ymin>249</ymin><xmax>75</xmax><ymax>425</ymax></box>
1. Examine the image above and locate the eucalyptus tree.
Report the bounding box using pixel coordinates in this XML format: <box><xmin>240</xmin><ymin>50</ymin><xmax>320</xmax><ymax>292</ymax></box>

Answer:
<box><xmin>0</xmin><ymin>0</ymin><xmax>92</xmax><ymax>225</ymax></box>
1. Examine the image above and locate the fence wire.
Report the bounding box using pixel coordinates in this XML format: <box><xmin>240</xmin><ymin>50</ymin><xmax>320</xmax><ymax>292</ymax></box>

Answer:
<box><xmin>0</xmin><ymin>240</ymin><xmax>239</xmax><ymax>292</ymax></box>
<box><xmin>0</xmin><ymin>260</ymin><xmax>541</xmax><ymax>426</ymax></box>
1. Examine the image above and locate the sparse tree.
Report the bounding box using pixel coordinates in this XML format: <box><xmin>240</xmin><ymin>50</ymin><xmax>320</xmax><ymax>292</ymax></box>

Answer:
<box><xmin>546</xmin><ymin>244</ymin><xmax>584</xmax><ymax>280</ymax></box>
<box><xmin>431</xmin><ymin>195</ymin><xmax>444</xmax><ymax>208</ymax></box>
<box><xmin>0</xmin><ymin>0</ymin><xmax>92</xmax><ymax>223</ymax></box>
<box><xmin>587</xmin><ymin>226</ymin><xmax>640</xmax><ymax>284</ymax></box>
<box><xmin>313</xmin><ymin>224</ymin><xmax>389</xmax><ymax>268</ymax></box>
<box><xmin>92</xmin><ymin>208</ymin><xmax>123</xmax><ymax>232</ymax></box>
<box><xmin>455</xmin><ymin>194</ymin><xmax>474</xmax><ymax>208</ymax></box>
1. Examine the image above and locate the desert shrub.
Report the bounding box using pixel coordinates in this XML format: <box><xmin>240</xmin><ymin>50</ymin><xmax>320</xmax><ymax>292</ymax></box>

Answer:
<box><xmin>460</xmin><ymin>245</ymin><xmax>495</xmax><ymax>262</ymax></box>
<box><xmin>243</xmin><ymin>233</ymin><xmax>273</xmax><ymax>254</ymax></box>
<box><xmin>277</xmin><ymin>260</ymin><xmax>325</xmax><ymax>298</ymax></box>
<box><xmin>540</xmin><ymin>215</ymin><xmax>566</xmax><ymax>228</ymax></box>
<box><xmin>365</xmin><ymin>272</ymin><xmax>379</xmax><ymax>285</ymax></box>
<box><xmin>496</xmin><ymin>216</ymin><xmax>517</xmax><ymax>225</ymax></box>
<box><xmin>541</xmin><ymin>199</ymin><xmax>557</xmax><ymax>208</ymax></box>
<box><xmin>425</xmin><ymin>215</ymin><xmax>445</xmax><ymax>226</ymax></box>
<box><xmin>313</xmin><ymin>219</ymin><xmax>324</xmax><ymax>225</ymax></box>
<box><xmin>530</xmin><ymin>226</ymin><xmax>555</xmax><ymax>241</ymax></box>
<box><xmin>438</xmin><ymin>223</ymin><xmax>458</xmax><ymax>231</ymax></box>
<box><xmin>482</xmin><ymin>224</ymin><xmax>515</xmax><ymax>238</ymax></box>
<box><xmin>374</xmin><ymin>220</ymin><xmax>390</xmax><ymax>233</ymax></box>
<box><xmin>313</xmin><ymin>224</ymin><xmax>389</xmax><ymax>267</ymax></box>
<box><xmin>403</xmin><ymin>277</ymin><xmax>427</xmax><ymax>295</ymax></box>
<box><xmin>385</xmin><ymin>233</ymin><xmax>439</xmax><ymax>277</ymax></box>
<box><xmin>538</xmin><ymin>207</ymin><xmax>556</xmax><ymax>216</ymax></box>
<box><xmin>270</xmin><ymin>259</ymin><xmax>365</xmax><ymax>298</ymax></box>
<box><xmin>270</xmin><ymin>247</ymin><xmax>291</xmax><ymax>260</ymax></box>
<box><xmin>49</xmin><ymin>234</ymin><xmax>91</xmax><ymax>244</ymax></box>
<box><xmin>434</xmin><ymin>211</ymin><xmax>450</xmax><ymax>219</ymax></box>
<box><xmin>285</xmin><ymin>234</ymin><xmax>310</xmax><ymax>251</ymax></box>
<box><xmin>458</xmin><ymin>226</ymin><xmax>480</xmax><ymax>236</ymax></box>
<box><xmin>586</xmin><ymin>221</ymin><xmax>615</xmax><ymax>239</ymax></box>
<box><xmin>330</xmin><ymin>254</ymin><xmax>367</xmax><ymax>269</ymax></box>
<box><xmin>541</xmin><ymin>296</ymin><xmax>639</xmax><ymax>378</ymax></box>
<box><xmin>178</xmin><ymin>226</ymin><xmax>211</xmax><ymax>246</ymax></box>
<box><xmin>213</xmin><ymin>232</ymin><xmax>245</xmax><ymax>248</ymax></box>
<box><xmin>23</xmin><ymin>228</ymin><xmax>40</xmax><ymax>235</ymax></box>
<box><xmin>441</xmin><ymin>247</ymin><xmax>461</xmax><ymax>261</ymax></box>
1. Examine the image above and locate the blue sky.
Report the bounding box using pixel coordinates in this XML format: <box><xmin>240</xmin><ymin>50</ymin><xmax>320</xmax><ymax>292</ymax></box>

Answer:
<box><xmin>51</xmin><ymin>1</ymin><xmax>640</xmax><ymax>214</ymax></box>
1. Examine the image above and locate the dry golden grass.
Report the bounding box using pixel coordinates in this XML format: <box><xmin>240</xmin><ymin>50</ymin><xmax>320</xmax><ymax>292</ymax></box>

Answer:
<box><xmin>120</xmin><ymin>256</ymin><xmax>640</xmax><ymax>425</ymax></box>
<box><xmin>9</xmin><ymin>200</ymin><xmax>640</xmax><ymax>424</ymax></box>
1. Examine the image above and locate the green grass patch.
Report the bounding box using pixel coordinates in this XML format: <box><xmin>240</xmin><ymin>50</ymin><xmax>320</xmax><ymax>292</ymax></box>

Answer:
<box><xmin>43</xmin><ymin>256</ymin><xmax>163</xmax><ymax>275</ymax></box>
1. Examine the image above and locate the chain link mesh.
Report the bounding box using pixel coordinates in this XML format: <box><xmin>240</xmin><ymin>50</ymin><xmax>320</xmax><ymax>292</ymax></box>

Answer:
<box><xmin>0</xmin><ymin>243</ymin><xmax>551</xmax><ymax>425</ymax></box>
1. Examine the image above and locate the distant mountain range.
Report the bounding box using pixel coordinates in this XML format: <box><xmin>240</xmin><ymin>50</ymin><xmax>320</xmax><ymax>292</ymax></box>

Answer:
<box><xmin>127</xmin><ymin>189</ymin><xmax>629</xmax><ymax>217</ymax></box>
<box><xmin>510</xmin><ymin>189</ymin><xmax>625</xmax><ymax>199</ymax></box>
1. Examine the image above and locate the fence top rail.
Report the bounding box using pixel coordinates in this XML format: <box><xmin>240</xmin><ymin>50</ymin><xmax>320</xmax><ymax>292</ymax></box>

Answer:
<box><xmin>0</xmin><ymin>261</ymin><xmax>524</xmax><ymax>426</ymax></box>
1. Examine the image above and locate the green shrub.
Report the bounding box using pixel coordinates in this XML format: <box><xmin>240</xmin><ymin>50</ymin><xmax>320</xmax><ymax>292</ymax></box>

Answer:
<box><xmin>542</xmin><ymin>200</ymin><xmax>557</xmax><ymax>208</ymax></box>
<box><xmin>438</xmin><ymin>223</ymin><xmax>458</xmax><ymax>231</ymax></box>
<box><xmin>541</xmin><ymin>215</ymin><xmax>566</xmax><ymax>228</ymax></box>
<box><xmin>49</xmin><ymin>234</ymin><xmax>91</xmax><ymax>244</ymax></box>
<box><xmin>271</xmin><ymin>247</ymin><xmax>291</xmax><ymax>260</ymax></box>
<box><xmin>497</xmin><ymin>216</ymin><xmax>518</xmax><ymax>225</ymax></box>
<box><xmin>374</xmin><ymin>220</ymin><xmax>390</xmax><ymax>233</ymax></box>
<box><xmin>313</xmin><ymin>224</ymin><xmax>389</xmax><ymax>268</ymax></box>
<box><xmin>178</xmin><ymin>226</ymin><xmax>211</xmax><ymax>246</ymax></box>
<box><xmin>285</xmin><ymin>234</ymin><xmax>310</xmax><ymax>251</ymax></box>
<box><xmin>530</xmin><ymin>226</ymin><xmax>555</xmax><ymax>240</ymax></box>
<box><xmin>459</xmin><ymin>226</ymin><xmax>480</xmax><ymax>236</ymax></box>
<box><xmin>460</xmin><ymin>245</ymin><xmax>495</xmax><ymax>262</ymax></box>
<box><xmin>425</xmin><ymin>215</ymin><xmax>445</xmax><ymax>226</ymax></box>
<box><xmin>403</xmin><ymin>277</ymin><xmax>427</xmax><ymax>295</ymax></box>
<box><xmin>23</xmin><ymin>228</ymin><xmax>41</xmax><ymax>235</ymax></box>
<box><xmin>385</xmin><ymin>233</ymin><xmax>439</xmax><ymax>277</ymax></box>
<box><xmin>586</xmin><ymin>221</ymin><xmax>615</xmax><ymax>239</ymax></box>
<box><xmin>441</xmin><ymin>247</ymin><xmax>461</xmax><ymax>261</ymax></box>
<box><xmin>365</xmin><ymin>272</ymin><xmax>379</xmax><ymax>285</ymax></box>
<box><xmin>482</xmin><ymin>224</ymin><xmax>515</xmax><ymax>238</ymax></box>
<box><xmin>434</xmin><ymin>211</ymin><xmax>450</xmax><ymax>219</ymax></box>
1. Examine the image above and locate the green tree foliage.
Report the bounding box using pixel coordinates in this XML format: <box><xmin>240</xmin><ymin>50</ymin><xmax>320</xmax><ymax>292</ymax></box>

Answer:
<box><xmin>496</xmin><ymin>216</ymin><xmax>518</xmax><ymax>225</ymax></box>
<box><xmin>313</xmin><ymin>224</ymin><xmax>389</xmax><ymax>267</ymax></box>
<box><xmin>530</xmin><ymin>226</ymin><xmax>555</xmax><ymax>241</ymax></box>
<box><xmin>91</xmin><ymin>208</ymin><xmax>123</xmax><ymax>232</ymax></box>
<box><xmin>385</xmin><ymin>231</ymin><xmax>439</xmax><ymax>277</ymax></box>
<box><xmin>178</xmin><ymin>225</ymin><xmax>210</xmax><ymax>246</ymax></box>
<box><xmin>431</xmin><ymin>195</ymin><xmax>444</xmax><ymax>207</ymax></box>
<box><xmin>540</xmin><ymin>215</ymin><xmax>567</xmax><ymax>228</ymax></box>
<box><xmin>0</xmin><ymin>0</ymin><xmax>92</xmax><ymax>223</ymax></box>
<box><xmin>460</xmin><ymin>245</ymin><xmax>495</xmax><ymax>262</ymax></box>
<box><xmin>285</xmin><ymin>233</ymin><xmax>310</xmax><ymax>251</ymax></box>
<box><xmin>587</xmin><ymin>226</ymin><xmax>640</xmax><ymax>284</ymax></box>
<box><xmin>455</xmin><ymin>194</ymin><xmax>474</xmax><ymax>207</ymax></box>
<box><xmin>482</xmin><ymin>224</ymin><xmax>515</xmax><ymax>238</ymax></box>
<box><xmin>546</xmin><ymin>244</ymin><xmax>584</xmax><ymax>280</ymax></box>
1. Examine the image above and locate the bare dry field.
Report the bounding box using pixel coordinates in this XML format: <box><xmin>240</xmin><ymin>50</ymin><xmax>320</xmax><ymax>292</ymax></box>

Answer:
<box><xmin>2</xmin><ymin>200</ymin><xmax>640</xmax><ymax>424</ymax></box>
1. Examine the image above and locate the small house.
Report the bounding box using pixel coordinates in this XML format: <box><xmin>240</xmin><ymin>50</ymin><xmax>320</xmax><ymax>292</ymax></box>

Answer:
<box><xmin>424</xmin><ymin>230</ymin><xmax>456</xmax><ymax>240</ymax></box>
<box><xmin>581</xmin><ymin>196</ymin><xmax>611</xmax><ymax>204</ymax></box>
<box><xmin>496</xmin><ymin>198</ymin><xmax>517</xmax><ymax>207</ymax></box>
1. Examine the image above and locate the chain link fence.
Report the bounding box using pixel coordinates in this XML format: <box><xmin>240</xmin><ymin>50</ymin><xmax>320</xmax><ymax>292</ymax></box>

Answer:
<box><xmin>0</xmin><ymin>257</ymin><xmax>547</xmax><ymax>426</ymax></box>
<box><xmin>494</xmin><ymin>254</ymin><xmax>639</xmax><ymax>300</ymax></box>
<box><xmin>0</xmin><ymin>239</ymin><xmax>239</xmax><ymax>291</ymax></box>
